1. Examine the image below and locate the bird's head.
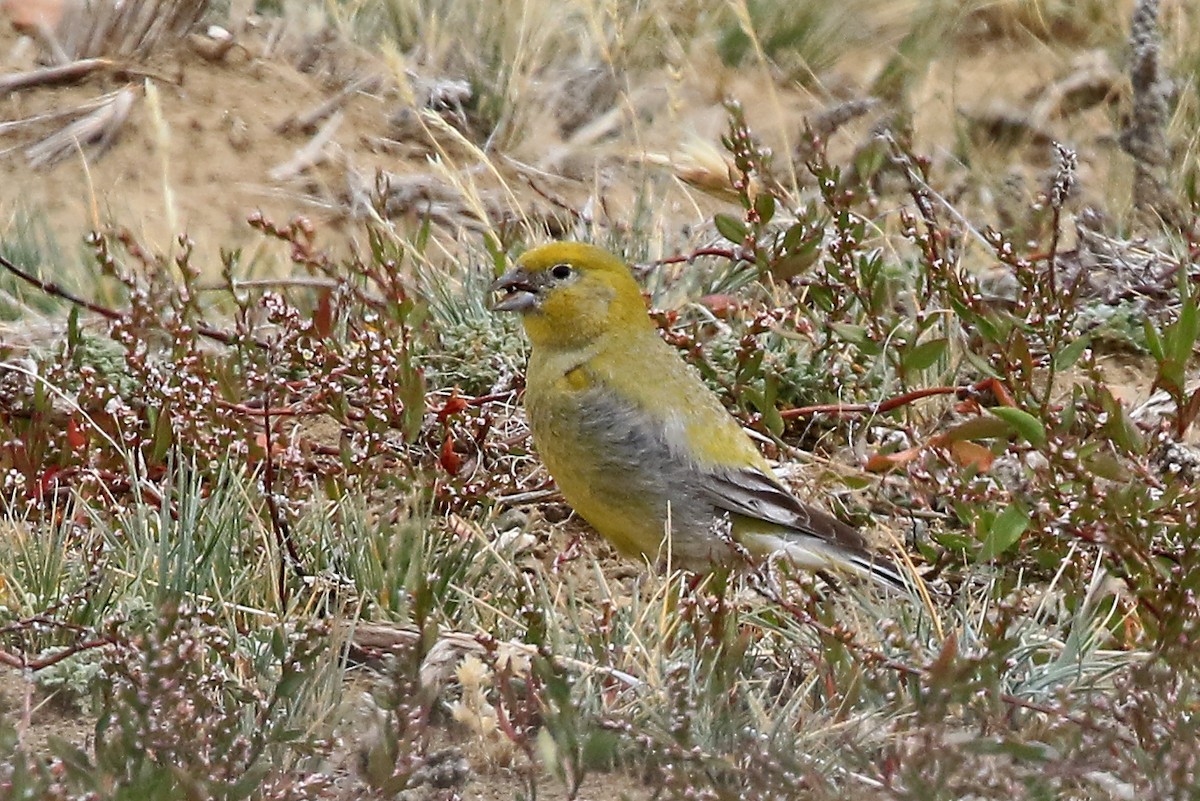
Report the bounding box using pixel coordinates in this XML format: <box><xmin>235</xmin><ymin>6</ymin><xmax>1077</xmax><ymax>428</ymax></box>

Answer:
<box><xmin>491</xmin><ymin>242</ymin><xmax>652</xmax><ymax>349</ymax></box>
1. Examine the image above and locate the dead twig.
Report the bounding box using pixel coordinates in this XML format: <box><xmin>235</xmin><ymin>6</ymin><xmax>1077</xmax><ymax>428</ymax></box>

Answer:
<box><xmin>57</xmin><ymin>0</ymin><xmax>208</xmax><ymax>60</ymax></box>
<box><xmin>0</xmin><ymin>636</ymin><xmax>120</xmax><ymax>671</ymax></box>
<box><xmin>0</xmin><ymin>58</ymin><xmax>112</xmax><ymax>94</ymax></box>
<box><xmin>269</xmin><ymin>111</ymin><xmax>344</xmax><ymax>182</ymax></box>
<box><xmin>276</xmin><ymin>74</ymin><xmax>381</xmax><ymax>135</ymax></box>
<box><xmin>0</xmin><ymin>616</ymin><xmax>123</xmax><ymax>672</ymax></box>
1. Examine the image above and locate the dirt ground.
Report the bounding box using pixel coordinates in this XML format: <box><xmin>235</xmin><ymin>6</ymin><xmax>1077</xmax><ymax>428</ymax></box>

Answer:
<box><xmin>0</xmin><ymin>667</ymin><xmax>93</xmax><ymax>752</ymax></box>
<box><xmin>0</xmin><ymin>12</ymin><xmax>1132</xmax><ymax>273</ymax></box>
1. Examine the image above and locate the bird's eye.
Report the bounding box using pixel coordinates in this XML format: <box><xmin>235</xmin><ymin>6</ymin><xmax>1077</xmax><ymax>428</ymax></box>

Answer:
<box><xmin>551</xmin><ymin>263</ymin><xmax>572</xmax><ymax>280</ymax></box>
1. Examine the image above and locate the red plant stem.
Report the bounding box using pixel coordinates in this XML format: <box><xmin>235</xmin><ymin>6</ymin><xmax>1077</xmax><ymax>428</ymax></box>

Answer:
<box><xmin>652</xmin><ymin>247</ymin><xmax>740</xmax><ymax>266</ymax></box>
<box><xmin>781</xmin><ymin>378</ymin><xmax>1007</xmax><ymax>419</ymax></box>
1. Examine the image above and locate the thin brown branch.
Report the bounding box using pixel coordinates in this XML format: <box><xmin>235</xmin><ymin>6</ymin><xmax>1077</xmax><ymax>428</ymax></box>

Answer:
<box><xmin>520</xmin><ymin>174</ymin><xmax>585</xmax><ymax>222</ymax></box>
<box><xmin>216</xmin><ymin>399</ymin><xmax>326</xmax><ymax>417</ymax></box>
<box><xmin>0</xmin><ymin>251</ymin><xmax>267</xmax><ymax>349</ymax></box>
<box><xmin>260</xmin><ymin>382</ymin><xmax>306</xmax><ymax>607</ymax></box>
<box><xmin>781</xmin><ymin>378</ymin><xmax>1014</xmax><ymax>419</ymax></box>
<box><xmin>0</xmin><ymin>636</ymin><xmax>120</xmax><ymax>671</ymax></box>
<box><xmin>781</xmin><ymin>386</ymin><xmax>961</xmax><ymax>419</ymax></box>
<box><xmin>652</xmin><ymin>247</ymin><xmax>739</xmax><ymax>266</ymax></box>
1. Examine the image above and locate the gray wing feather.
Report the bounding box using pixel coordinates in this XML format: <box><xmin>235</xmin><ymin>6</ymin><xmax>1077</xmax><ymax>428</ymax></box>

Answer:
<box><xmin>699</xmin><ymin>468</ymin><xmax>909</xmax><ymax>588</ymax></box>
<box><xmin>698</xmin><ymin>467</ymin><xmax>870</xmax><ymax>553</ymax></box>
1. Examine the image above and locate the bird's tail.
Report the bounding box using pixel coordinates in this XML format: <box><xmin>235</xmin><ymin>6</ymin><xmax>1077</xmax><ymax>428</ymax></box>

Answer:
<box><xmin>761</xmin><ymin>533</ymin><xmax>911</xmax><ymax>591</ymax></box>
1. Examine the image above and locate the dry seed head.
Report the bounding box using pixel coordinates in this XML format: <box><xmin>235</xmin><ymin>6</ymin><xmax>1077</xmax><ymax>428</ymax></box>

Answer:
<box><xmin>1050</xmin><ymin>142</ymin><xmax>1078</xmax><ymax>209</ymax></box>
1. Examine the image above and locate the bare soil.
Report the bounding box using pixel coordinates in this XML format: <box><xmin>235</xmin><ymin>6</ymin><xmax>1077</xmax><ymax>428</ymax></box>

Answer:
<box><xmin>0</xmin><ymin>18</ymin><xmax>1131</xmax><ymax>269</ymax></box>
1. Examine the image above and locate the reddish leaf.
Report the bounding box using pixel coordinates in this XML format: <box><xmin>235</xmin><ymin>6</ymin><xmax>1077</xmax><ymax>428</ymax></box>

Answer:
<box><xmin>439</xmin><ymin>435</ymin><xmax>462</xmax><ymax>475</ymax></box>
<box><xmin>437</xmin><ymin>389</ymin><xmax>469</xmax><ymax>425</ymax></box>
<box><xmin>32</xmin><ymin>466</ymin><xmax>63</xmax><ymax>500</ymax></box>
<box><xmin>865</xmin><ymin>446</ymin><xmax>923</xmax><ymax>473</ymax></box>
<box><xmin>926</xmin><ymin>632</ymin><xmax>959</xmax><ymax>678</ymax></box>
<box><xmin>948</xmin><ymin>440</ymin><xmax>995</xmax><ymax>472</ymax></box>
<box><xmin>981</xmin><ymin>377</ymin><xmax>1016</xmax><ymax>407</ymax></box>
<box><xmin>313</xmin><ymin>289</ymin><xmax>334</xmax><ymax>338</ymax></box>
<box><xmin>66</xmin><ymin>416</ymin><xmax>87</xmax><ymax>451</ymax></box>
<box><xmin>248</xmin><ymin>432</ymin><xmax>270</xmax><ymax>465</ymax></box>
<box><xmin>1179</xmin><ymin>386</ymin><xmax>1200</xmax><ymax>437</ymax></box>
<box><xmin>698</xmin><ymin>294</ymin><xmax>742</xmax><ymax>318</ymax></box>
<box><xmin>954</xmin><ymin>397</ymin><xmax>982</xmax><ymax>415</ymax></box>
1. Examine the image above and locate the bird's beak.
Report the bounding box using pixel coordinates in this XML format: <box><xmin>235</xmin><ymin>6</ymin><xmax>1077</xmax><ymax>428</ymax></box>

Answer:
<box><xmin>491</xmin><ymin>269</ymin><xmax>540</xmax><ymax>313</ymax></box>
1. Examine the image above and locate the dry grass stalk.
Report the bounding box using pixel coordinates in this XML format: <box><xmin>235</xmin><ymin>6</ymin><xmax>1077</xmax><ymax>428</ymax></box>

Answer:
<box><xmin>267</xmin><ymin>110</ymin><xmax>344</xmax><ymax>182</ymax></box>
<box><xmin>275</xmin><ymin>73</ymin><xmax>382</xmax><ymax>136</ymax></box>
<box><xmin>24</xmin><ymin>84</ymin><xmax>135</xmax><ymax>167</ymax></box>
<box><xmin>56</xmin><ymin>0</ymin><xmax>209</xmax><ymax>60</ymax></box>
<box><xmin>0</xmin><ymin>88</ymin><xmax>118</xmax><ymax>132</ymax></box>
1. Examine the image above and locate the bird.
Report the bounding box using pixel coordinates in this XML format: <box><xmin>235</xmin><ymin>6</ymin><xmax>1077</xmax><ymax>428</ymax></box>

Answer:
<box><xmin>491</xmin><ymin>241</ymin><xmax>904</xmax><ymax>588</ymax></box>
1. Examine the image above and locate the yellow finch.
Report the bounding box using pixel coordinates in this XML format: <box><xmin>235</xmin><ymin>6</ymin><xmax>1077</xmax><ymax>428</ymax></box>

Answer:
<box><xmin>492</xmin><ymin>242</ymin><xmax>901</xmax><ymax>587</ymax></box>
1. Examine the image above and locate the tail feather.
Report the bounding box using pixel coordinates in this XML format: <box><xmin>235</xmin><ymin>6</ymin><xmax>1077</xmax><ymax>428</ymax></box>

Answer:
<box><xmin>761</xmin><ymin>533</ymin><xmax>910</xmax><ymax>591</ymax></box>
<box><xmin>844</xmin><ymin>551</ymin><xmax>909</xmax><ymax>590</ymax></box>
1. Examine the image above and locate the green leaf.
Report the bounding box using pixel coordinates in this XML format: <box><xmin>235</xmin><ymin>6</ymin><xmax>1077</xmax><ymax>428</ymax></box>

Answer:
<box><xmin>978</xmin><ymin>504</ymin><xmax>1029</xmax><ymax>561</ymax></box>
<box><xmin>150</xmin><ymin>403</ymin><xmax>174</xmax><ymax>463</ymax></box>
<box><xmin>271</xmin><ymin>627</ymin><xmax>287</xmax><ymax>659</ymax></box>
<box><xmin>782</xmin><ymin>221</ymin><xmax>805</xmax><ymax>251</ymax></box>
<box><xmin>1052</xmin><ymin>335</ymin><xmax>1090</xmax><ymax>370</ymax></box>
<box><xmin>582</xmin><ymin>728</ymin><xmax>620</xmax><ymax>770</ymax></box>
<box><xmin>761</xmin><ymin>375</ymin><xmax>784</xmax><ymax>437</ymax></box>
<box><xmin>1083</xmin><ymin>451</ymin><xmax>1129</xmax><ymax>482</ymax></box>
<box><xmin>942</xmin><ymin>416</ymin><xmax>1012</xmax><ymax>442</ymax></box>
<box><xmin>735</xmin><ymin>348</ymin><xmax>764</xmax><ymax>383</ymax></box>
<box><xmin>770</xmin><ymin>248</ymin><xmax>820</xmax><ymax>279</ymax></box>
<box><xmin>484</xmin><ymin>232</ymin><xmax>506</xmax><ymax>276</ymax></box>
<box><xmin>933</xmin><ymin>530</ymin><xmax>974</xmax><ymax>551</ymax></box>
<box><xmin>1098</xmin><ymin>387</ymin><xmax>1146</xmax><ymax>455</ymax></box>
<box><xmin>1168</xmin><ymin>296</ymin><xmax>1199</xmax><ymax>366</ymax></box>
<box><xmin>536</xmin><ymin>727</ymin><xmax>560</xmax><ymax>768</ymax></box>
<box><xmin>743</xmin><ymin>384</ymin><xmax>784</xmax><ymax>438</ymax></box>
<box><xmin>276</xmin><ymin>665</ymin><xmax>306</xmax><ymax>699</ymax></box>
<box><xmin>990</xmin><ymin>406</ymin><xmax>1047</xmax><ymax>447</ymax></box>
<box><xmin>961</xmin><ymin>345</ymin><xmax>1000</xmax><ymax>379</ymax></box>
<box><xmin>400</xmin><ymin>363</ymin><xmax>427</xmax><ymax>444</ymax></box>
<box><xmin>808</xmin><ymin>285</ymin><xmax>835</xmax><ymax>312</ymax></box>
<box><xmin>854</xmin><ymin>142</ymin><xmax>887</xmax><ymax>185</ymax></box>
<box><xmin>967</xmin><ymin>736</ymin><xmax>1054</xmax><ymax>761</ymax></box>
<box><xmin>835</xmin><ymin>323</ymin><xmax>873</xmax><ymax>347</ymax></box>
<box><xmin>841</xmin><ymin>474</ymin><xmax>873</xmax><ymax>490</ymax></box>
<box><xmin>1143</xmin><ymin>319</ymin><xmax>1164</xmax><ymax>361</ymax></box>
<box><xmin>753</xmin><ymin>192</ymin><xmax>776</xmax><ymax>226</ymax></box>
<box><xmin>714</xmin><ymin>213</ymin><xmax>748</xmax><ymax>244</ymax></box>
<box><xmin>67</xmin><ymin>306</ymin><xmax>80</xmax><ymax>349</ymax></box>
<box><xmin>901</xmin><ymin>337</ymin><xmax>948</xmax><ymax>373</ymax></box>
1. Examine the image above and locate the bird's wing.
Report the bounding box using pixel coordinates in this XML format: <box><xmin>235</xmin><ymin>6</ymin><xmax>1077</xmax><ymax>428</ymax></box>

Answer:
<box><xmin>698</xmin><ymin>465</ymin><xmax>908</xmax><ymax>588</ymax></box>
<box><xmin>697</xmin><ymin>465</ymin><xmax>870</xmax><ymax>554</ymax></box>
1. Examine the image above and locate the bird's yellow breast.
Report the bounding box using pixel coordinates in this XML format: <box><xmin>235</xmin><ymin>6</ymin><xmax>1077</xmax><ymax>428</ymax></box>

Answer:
<box><xmin>523</xmin><ymin>331</ymin><xmax>767</xmax><ymax>565</ymax></box>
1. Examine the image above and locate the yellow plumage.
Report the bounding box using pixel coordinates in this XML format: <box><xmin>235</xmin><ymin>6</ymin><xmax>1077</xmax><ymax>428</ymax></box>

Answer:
<box><xmin>492</xmin><ymin>242</ymin><xmax>901</xmax><ymax>586</ymax></box>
